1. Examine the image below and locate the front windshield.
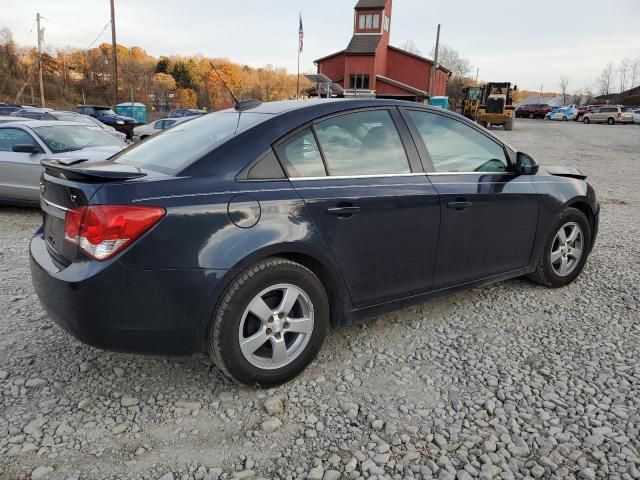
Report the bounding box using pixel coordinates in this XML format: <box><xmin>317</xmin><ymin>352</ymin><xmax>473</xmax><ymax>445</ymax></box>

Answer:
<box><xmin>95</xmin><ymin>108</ymin><xmax>116</xmax><ymax>115</ymax></box>
<box><xmin>54</xmin><ymin>113</ymin><xmax>94</xmax><ymax>125</ymax></box>
<box><xmin>114</xmin><ymin>111</ymin><xmax>271</xmax><ymax>174</ymax></box>
<box><xmin>33</xmin><ymin>125</ymin><xmax>122</xmax><ymax>153</ymax></box>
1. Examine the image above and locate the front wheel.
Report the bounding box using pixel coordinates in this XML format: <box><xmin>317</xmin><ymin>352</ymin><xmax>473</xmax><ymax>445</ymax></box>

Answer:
<box><xmin>583</xmin><ymin>117</ymin><xmax>590</xmax><ymax>124</ymax></box>
<box><xmin>528</xmin><ymin>207</ymin><xmax>591</xmax><ymax>288</ymax></box>
<box><xmin>607</xmin><ymin>117</ymin><xmax>615</xmax><ymax>125</ymax></box>
<box><xmin>207</xmin><ymin>258</ymin><xmax>329</xmax><ymax>386</ymax></box>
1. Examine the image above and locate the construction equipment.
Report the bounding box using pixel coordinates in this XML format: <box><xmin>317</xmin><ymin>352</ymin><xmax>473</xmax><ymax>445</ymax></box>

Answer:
<box><xmin>461</xmin><ymin>86</ymin><xmax>485</xmax><ymax>120</ymax></box>
<box><xmin>475</xmin><ymin>82</ymin><xmax>517</xmax><ymax>130</ymax></box>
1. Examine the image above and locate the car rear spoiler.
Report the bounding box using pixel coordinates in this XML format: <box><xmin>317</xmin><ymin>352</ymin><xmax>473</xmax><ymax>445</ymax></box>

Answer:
<box><xmin>544</xmin><ymin>166</ymin><xmax>587</xmax><ymax>180</ymax></box>
<box><xmin>41</xmin><ymin>158</ymin><xmax>147</xmax><ymax>182</ymax></box>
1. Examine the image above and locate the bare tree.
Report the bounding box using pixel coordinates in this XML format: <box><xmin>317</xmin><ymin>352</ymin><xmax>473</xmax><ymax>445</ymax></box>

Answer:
<box><xmin>629</xmin><ymin>57</ymin><xmax>640</xmax><ymax>89</ymax></box>
<box><xmin>430</xmin><ymin>44</ymin><xmax>472</xmax><ymax>78</ymax></box>
<box><xmin>618</xmin><ymin>58</ymin><xmax>630</xmax><ymax>93</ymax></box>
<box><xmin>400</xmin><ymin>40</ymin><xmax>422</xmax><ymax>56</ymax></box>
<box><xmin>596</xmin><ymin>62</ymin><xmax>615</xmax><ymax>96</ymax></box>
<box><xmin>559</xmin><ymin>75</ymin><xmax>570</xmax><ymax>105</ymax></box>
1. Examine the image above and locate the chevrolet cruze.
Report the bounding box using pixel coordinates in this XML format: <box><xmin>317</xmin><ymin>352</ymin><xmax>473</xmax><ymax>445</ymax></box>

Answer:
<box><xmin>30</xmin><ymin>99</ymin><xmax>599</xmax><ymax>386</ymax></box>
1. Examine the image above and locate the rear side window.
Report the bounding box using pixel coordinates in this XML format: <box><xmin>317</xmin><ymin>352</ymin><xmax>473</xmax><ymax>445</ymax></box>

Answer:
<box><xmin>278</xmin><ymin>129</ymin><xmax>326</xmax><ymax>178</ymax></box>
<box><xmin>114</xmin><ymin>111</ymin><xmax>271</xmax><ymax>174</ymax></box>
<box><xmin>407</xmin><ymin>110</ymin><xmax>508</xmax><ymax>173</ymax></box>
<box><xmin>314</xmin><ymin>110</ymin><xmax>410</xmax><ymax>176</ymax></box>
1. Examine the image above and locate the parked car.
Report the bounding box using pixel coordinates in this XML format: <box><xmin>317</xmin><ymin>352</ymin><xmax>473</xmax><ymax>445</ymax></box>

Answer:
<box><xmin>30</xmin><ymin>99</ymin><xmax>599</xmax><ymax>386</ymax></box>
<box><xmin>515</xmin><ymin>104</ymin><xmax>551</xmax><ymax>119</ymax></box>
<box><xmin>167</xmin><ymin>108</ymin><xmax>207</xmax><ymax>118</ymax></box>
<box><xmin>582</xmin><ymin>105</ymin><xmax>634</xmax><ymax>124</ymax></box>
<box><xmin>10</xmin><ymin>109</ymin><xmax>128</xmax><ymax>143</ymax></box>
<box><xmin>546</xmin><ymin>107</ymin><xmax>576</xmax><ymax>121</ymax></box>
<box><xmin>0</xmin><ymin>120</ymin><xmax>126</xmax><ymax>205</ymax></box>
<box><xmin>133</xmin><ymin>116</ymin><xmax>194</xmax><ymax>141</ymax></box>
<box><xmin>633</xmin><ymin>108</ymin><xmax>640</xmax><ymax>125</ymax></box>
<box><xmin>0</xmin><ymin>115</ymin><xmax>20</xmax><ymax>124</ymax></box>
<box><xmin>0</xmin><ymin>104</ymin><xmax>24</xmax><ymax>115</ymax></box>
<box><xmin>574</xmin><ymin>106</ymin><xmax>591</xmax><ymax>122</ymax></box>
<box><xmin>76</xmin><ymin>105</ymin><xmax>139</xmax><ymax>138</ymax></box>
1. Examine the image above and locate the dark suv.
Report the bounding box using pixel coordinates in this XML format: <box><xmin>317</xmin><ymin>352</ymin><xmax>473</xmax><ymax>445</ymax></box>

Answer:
<box><xmin>76</xmin><ymin>105</ymin><xmax>139</xmax><ymax>139</ymax></box>
<box><xmin>515</xmin><ymin>104</ymin><xmax>551</xmax><ymax>119</ymax></box>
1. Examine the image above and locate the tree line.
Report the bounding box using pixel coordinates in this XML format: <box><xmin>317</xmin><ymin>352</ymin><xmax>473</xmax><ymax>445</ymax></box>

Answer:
<box><xmin>0</xmin><ymin>26</ymin><xmax>310</xmax><ymax>114</ymax></box>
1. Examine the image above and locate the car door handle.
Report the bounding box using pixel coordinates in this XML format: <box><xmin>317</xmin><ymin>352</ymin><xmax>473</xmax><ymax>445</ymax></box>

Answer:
<box><xmin>326</xmin><ymin>206</ymin><xmax>361</xmax><ymax>218</ymax></box>
<box><xmin>447</xmin><ymin>200</ymin><xmax>473</xmax><ymax>211</ymax></box>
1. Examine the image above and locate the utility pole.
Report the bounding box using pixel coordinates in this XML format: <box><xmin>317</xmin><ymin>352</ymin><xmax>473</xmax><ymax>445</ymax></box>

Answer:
<box><xmin>110</xmin><ymin>0</ymin><xmax>118</xmax><ymax>106</ymax></box>
<box><xmin>429</xmin><ymin>24</ymin><xmax>441</xmax><ymax>97</ymax></box>
<box><xmin>37</xmin><ymin>13</ymin><xmax>45</xmax><ymax>107</ymax></box>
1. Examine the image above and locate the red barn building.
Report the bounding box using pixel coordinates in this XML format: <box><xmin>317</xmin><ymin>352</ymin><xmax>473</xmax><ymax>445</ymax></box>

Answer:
<box><xmin>313</xmin><ymin>0</ymin><xmax>450</xmax><ymax>101</ymax></box>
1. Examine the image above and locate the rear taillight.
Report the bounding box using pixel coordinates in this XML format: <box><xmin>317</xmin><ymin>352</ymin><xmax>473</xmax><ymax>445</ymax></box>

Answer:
<box><xmin>64</xmin><ymin>205</ymin><xmax>165</xmax><ymax>261</ymax></box>
<box><xmin>618</xmin><ymin>112</ymin><xmax>622</xmax><ymax>117</ymax></box>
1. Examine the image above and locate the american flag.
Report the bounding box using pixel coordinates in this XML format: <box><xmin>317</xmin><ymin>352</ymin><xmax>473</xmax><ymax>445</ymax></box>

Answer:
<box><xmin>298</xmin><ymin>13</ymin><xmax>304</xmax><ymax>53</ymax></box>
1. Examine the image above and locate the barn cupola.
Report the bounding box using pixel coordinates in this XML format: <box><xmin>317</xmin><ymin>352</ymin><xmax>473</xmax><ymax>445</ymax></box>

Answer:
<box><xmin>353</xmin><ymin>0</ymin><xmax>392</xmax><ymax>42</ymax></box>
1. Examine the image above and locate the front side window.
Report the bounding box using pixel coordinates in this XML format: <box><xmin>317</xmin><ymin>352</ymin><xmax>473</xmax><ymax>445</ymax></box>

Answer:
<box><xmin>315</xmin><ymin>110</ymin><xmax>410</xmax><ymax>176</ymax></box>
<box><xmin>278</xmin><ymin>129</ymin><xmax>326</xmax><ymax>178</ymax></box>
<box><xmin>407</xmin><ymin>110</ymin><xmax>508</xmax><ymax>173</ymax></box>
<box><xmin>0</xmin><ymin>128</ymin><xmax>38</xmax><ymax>152</ymax></box>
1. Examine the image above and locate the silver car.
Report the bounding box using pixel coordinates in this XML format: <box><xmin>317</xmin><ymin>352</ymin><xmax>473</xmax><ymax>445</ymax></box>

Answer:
<box><xmin>0</xmin><ymin>120</ymin><xmax>125</xmax><ymax>206</ymax></box>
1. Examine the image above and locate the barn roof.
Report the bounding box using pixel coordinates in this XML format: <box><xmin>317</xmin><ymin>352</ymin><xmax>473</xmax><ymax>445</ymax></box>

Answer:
<box><xmin>346</xmin><ymin>35</ymin><xmax>382</xmax><ymax>54</ymax></box>
<box><xmin>355</xmin><ymin>0</ymin><xmax>388</xmax><ymax>9</ymax></box>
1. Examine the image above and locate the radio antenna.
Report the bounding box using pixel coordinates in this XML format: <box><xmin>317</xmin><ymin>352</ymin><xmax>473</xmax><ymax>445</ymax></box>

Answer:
<box><xmin>210</xmin><ymin>62</ymin><xmax>239</xmax><ymax>104</ymax></box>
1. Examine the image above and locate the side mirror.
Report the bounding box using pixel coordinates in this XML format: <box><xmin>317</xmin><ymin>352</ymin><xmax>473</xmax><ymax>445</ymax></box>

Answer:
<box><xmin>12</xmin><ymin>144</ymin><xmax>39</xmax><ymax>154</ymax></box>
<box><xmin>515</xmin><ymin>151</ymin><xmax>539</xmax><ymax>175</ymax></box>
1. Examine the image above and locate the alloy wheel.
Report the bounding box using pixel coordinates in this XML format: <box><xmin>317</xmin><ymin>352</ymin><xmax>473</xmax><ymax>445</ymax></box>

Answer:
<box><xmin>550</xmin><ymin>222</ymin><xmax>584</xmax><ymax>277</ymax></box>
<box><xmin>238</xmin><ymin>283</ymin><xmax>314</xmax><ymax>370</ymax></box>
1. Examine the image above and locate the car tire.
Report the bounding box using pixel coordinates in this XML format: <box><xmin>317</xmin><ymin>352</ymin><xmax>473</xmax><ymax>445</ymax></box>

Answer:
<box><xmin>562</xmin><ymin>116</ymin><xmax>568</xmax><ymax>121</ymax></box>
<box><xmin>583</xmin><ymin>117</ymin><xmax>590</xmax><ymax>124</ymax></box>
<box><xmin>504</xmin><ymin>118</ymin><xmax>514</xmax><ymax>131</ymax></box>
<box><xmin>529</xmin><ymin>113</ymin><xmax>534</xmax><ymax>119</ymax></box>
<box><xmin>528</xmin><ymin>207</ymin><xmax>591</xmax><ymax>288</ymax></box>
<box><xmin>607</xmin><ymin>117</ymin><xmax>615</xmax><ymax>125</ymax></box>
<box><xmin>207</xmin><ymin>258</ymin><xmax>329</xmax><ymax>386</ymax></box>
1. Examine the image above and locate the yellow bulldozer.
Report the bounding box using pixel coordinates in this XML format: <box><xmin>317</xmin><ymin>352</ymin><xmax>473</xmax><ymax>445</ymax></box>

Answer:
<box><xmin>461</xmin><ymin>86</ymin><xmax>485</xmax><ymax>121</ymax></box>
<box><xmin>474</xmin><ymin>82</ymin><xmax>517</xmax><ymax>131</ymax></box>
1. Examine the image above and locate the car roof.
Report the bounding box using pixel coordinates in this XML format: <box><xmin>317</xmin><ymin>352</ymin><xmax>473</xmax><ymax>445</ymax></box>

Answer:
<box><xmin>0</xmin><ymin>120</ymin><xmax>96</xmax><ymax>128</ymax></box>
<box><xmin>78</xmin><ymin>105</ymin><xmax>111</xmax><ymax>109</ymax></box>
<box><xmin>218</xmin><ymin>98</ymin><xmax>421</xmax><ymax>116</ymax></box>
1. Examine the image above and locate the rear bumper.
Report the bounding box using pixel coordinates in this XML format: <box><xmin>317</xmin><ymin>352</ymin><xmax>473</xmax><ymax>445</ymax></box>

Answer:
<box><xmin>30</xmin><ymin>230</ymin><xmax>228</xmax><ymax>355</ymax></box>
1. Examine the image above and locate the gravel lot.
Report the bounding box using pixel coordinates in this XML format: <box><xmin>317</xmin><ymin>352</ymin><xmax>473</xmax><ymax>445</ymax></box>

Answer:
<box><xmin>1</xmin><ymin>119</ymin><xmax>639</xmax><ymax>480</ymax></box>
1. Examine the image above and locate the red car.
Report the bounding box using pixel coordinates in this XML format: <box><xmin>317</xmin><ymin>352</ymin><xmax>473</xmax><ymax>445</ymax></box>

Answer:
<box><xmin>515</xmin><ymin>104</ymin><xmax>551</xmax><ymax>119</ymax></box>
<box><xmin>574</xmin><ymin>106</ymin><xmax>592</xmax><ymax>122</ymax></box>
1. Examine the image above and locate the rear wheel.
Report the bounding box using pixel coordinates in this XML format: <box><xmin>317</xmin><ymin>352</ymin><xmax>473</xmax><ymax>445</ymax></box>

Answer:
<box><xmin>207</xmin><ymin>258</ymin><xmax>329</xmax><ymax>386</ymax></box>
<box><xmin>504</xmin><ymin>118</ymin><xmax>514</xmax><ymax>131</ymax></box>
<box><xmin>583</xmin><ymin>117</ymin><xmax>590</xmax><ymax>124</ymax></box>
<box><xmin>528</xmin><ymin>207</ymin><xmax>591</xmax><ymax>288</ymax></box>
<box><xmin>607</xmin><ymin>117</ymin><xmax>615</xmax><ymax>125</ymax></box>
<box><xmin>562</xmin><ymin>116</ymin><xmax>568</xmax><ymax>121</ymax></box>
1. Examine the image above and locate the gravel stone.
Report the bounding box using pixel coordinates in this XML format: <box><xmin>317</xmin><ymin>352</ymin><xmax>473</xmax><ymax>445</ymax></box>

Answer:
<box><xmin>1</xmin><ymin>121</ymin><xmax>639</xmax><ymax>479</ymax></box>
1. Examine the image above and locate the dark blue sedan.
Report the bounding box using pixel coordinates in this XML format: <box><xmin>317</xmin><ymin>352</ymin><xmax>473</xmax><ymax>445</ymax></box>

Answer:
<box><xmin>30</xmin><ymin>99</ymin><xmax>599</xmax><ymax>386</ymax></box>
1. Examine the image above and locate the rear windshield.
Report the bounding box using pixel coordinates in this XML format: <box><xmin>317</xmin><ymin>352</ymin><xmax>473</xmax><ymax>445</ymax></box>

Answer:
<box><xmin>114</xmin><ymin>111</ymin><xmax>271</xmax><ymax>174</ymax></box>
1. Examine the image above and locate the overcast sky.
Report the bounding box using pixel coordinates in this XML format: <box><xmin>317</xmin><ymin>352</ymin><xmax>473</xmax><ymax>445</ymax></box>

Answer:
<box><xmin>4</xmin><ymin>0</ymin><xmax>640</xmax><ymax>92</ymax></box>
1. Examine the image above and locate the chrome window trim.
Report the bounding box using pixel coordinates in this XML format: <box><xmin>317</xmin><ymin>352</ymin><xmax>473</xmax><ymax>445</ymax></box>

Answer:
<box><xmin>289</xmin><ymin>173</ymin><xmax>426</xmax><ymax>181</ymax></box>
<box><xmin>427</xmin><ymin>171</ymin><xmax>515</xmax><ymax>176</ymax></box>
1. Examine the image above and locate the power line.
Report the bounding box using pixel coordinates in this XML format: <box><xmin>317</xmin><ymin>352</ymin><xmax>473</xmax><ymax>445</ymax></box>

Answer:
<box><xmin>40</xmin><ymin>16</ymin><xmax>105</xmax><ymax>36</ymax></box>
<box><xmin>22</xmin><ymin>18</ymin><xmax>37</xmax><ymax>45</ymax></box>
<box><xmin>85</xmin><ymin>21</ymin><xmax>111</xmax><ymax>51</ymax></box>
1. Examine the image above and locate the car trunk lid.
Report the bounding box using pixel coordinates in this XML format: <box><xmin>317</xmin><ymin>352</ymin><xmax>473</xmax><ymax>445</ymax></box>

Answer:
<box><xmin>40</xmin><ymin>159</ymin><xmax>148</xmax><ymax>265</ymax></box>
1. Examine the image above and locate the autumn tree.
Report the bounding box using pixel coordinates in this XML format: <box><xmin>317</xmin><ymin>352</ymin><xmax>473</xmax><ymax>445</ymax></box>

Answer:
<box><xmin>596</xmin><ymin>63</ymin><xmax>615</xmax><ymax>96</ymax></box>
<box><xmin>175</xmin><ymin>88</ymin><xmax>197</xmax><ymax>108</ymax></box>
<box><xmin>431</xmin><ymin>44</ymin><xmax>472</xmax><ymax>78</ymax></box>
<box><xmin>152</xmin><ymin>72</ymin><xmax>176</xmax><ymax>112</ymax></box>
